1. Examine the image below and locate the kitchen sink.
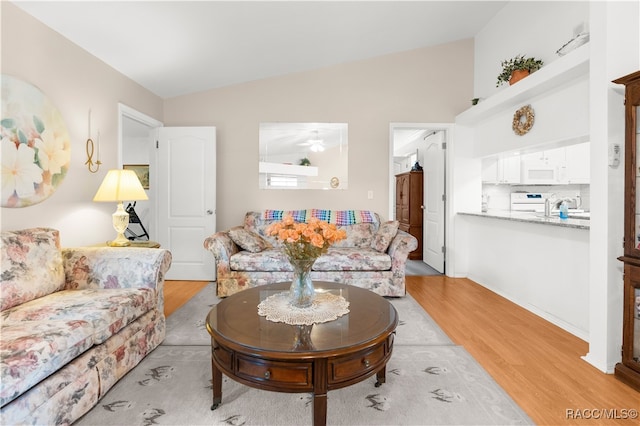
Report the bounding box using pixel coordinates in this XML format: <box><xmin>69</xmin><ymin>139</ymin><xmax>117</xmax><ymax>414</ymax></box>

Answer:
<box><xmin>532</xmin><ymin>212</ymin><xmax>591</xmax><ymax>220</ymax></box>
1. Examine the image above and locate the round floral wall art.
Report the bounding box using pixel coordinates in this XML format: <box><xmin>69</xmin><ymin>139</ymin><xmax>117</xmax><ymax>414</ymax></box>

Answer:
<box><xmin>1</xmin><ymin>75</ymin><xmax>71</xmax><ymax>207</ymax></box>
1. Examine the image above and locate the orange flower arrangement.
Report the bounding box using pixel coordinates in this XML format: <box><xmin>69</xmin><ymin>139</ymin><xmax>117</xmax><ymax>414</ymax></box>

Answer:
<box><xmin>266</xmin><ymin>215</ymin><xmax>347</xmax><ymax>260</ymax></box>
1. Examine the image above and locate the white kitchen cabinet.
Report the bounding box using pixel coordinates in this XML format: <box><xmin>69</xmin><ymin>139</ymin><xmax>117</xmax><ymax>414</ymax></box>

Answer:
<box><xmin>521</xmin><ymin>147</ymin><xmax>566</xmax><ymax>167</ymax></box>
<box><xmin>481</xmin><ymin>157</ymin><xmax>498</xmax><ymax>183</ymax></box>
<box><xmin>521</xmin><ymin>147</ymin><xmax>567</xmax><ymax>184</ymax></box>
<box><xmin>565</xmin><ymin>142</ymin><xmax>590</xmax><ymax>184</ymax></box>
<box><xmin>482</xmin><ymin>154</ymin><xmax>521</xmax><ymax>184</ymax></box>
<box><xmin>520</xmin><ymin>144</ymin><xmax>589</xmax><ymax>185</ymax></box>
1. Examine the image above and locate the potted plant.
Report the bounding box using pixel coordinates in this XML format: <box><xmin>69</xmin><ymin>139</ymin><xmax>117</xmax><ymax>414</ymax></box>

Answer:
<box><xmin>496</xmin><ymin>55</ymin><xmax>544</xmax><ymax>87</ymax></box>
<box><xmin>299</xmin><ymin>157</ymin><xmax>311</xmax><ymax>166</ymax></box>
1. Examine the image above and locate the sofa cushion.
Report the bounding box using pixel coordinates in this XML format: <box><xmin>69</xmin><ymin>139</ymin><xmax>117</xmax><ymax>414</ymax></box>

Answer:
<box><xmin>230</xmin><ymin>249</ymin><xmax>291</xmax><ymax>272</ymax></box>
<box><xmin>332</xmin><ymin>223</ymin><xmax>377</xmax><ymax>248</ymax></box>
<box><xmin>0</xmin><ymin>288</ymin><xmax>155</xmax><ymax>406</ymax></box>
<box><xmin>229</xmin><ymin>248</ymin><xmax>391</xmax><ymax>272</ymax></box>
<box><xmin>1</xmin><ymin>228</ymin><xmax>65</xmax><ymax>311</ymax></box>
<box><xmin>228</xmin><ymin>227</ymin><xmax>272</xmax><ymax>253</ymax></box>
<box><xmin>1</xmin><ymin>288</ymin><xmax>156</xmax><ymax>343</ymax></box>
<box><xmin>371</xmin><ymin>220</ymin><xmax>400</xmax><ymax>253</ymax></box>
<box><xmin>312</xmin><ymin>248</ymin><xmax>392</xmax><ymax>271</ymax></box>
<box><xmin>0</xmin><ymin>319</ymin><xmax>95</xmax><ymax>407</ymax></box>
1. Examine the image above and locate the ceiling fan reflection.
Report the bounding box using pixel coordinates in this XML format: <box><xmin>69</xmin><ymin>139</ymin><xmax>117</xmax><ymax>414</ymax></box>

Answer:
<box><xmin>298</xmin><ymin>130</ymin><xmax>325</xmax><ymax>152</ymax></box>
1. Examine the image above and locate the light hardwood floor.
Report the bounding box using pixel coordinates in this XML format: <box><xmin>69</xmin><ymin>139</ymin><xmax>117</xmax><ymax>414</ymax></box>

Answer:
<box><xmin>164</xmin><ymin>277</ymin><xmax>640</xmax><ymax>425</ymax></box>
<box><xmin>405</xmin><ymin>275</ymin><xmax>640</xmax><ymax>426</ymax></box>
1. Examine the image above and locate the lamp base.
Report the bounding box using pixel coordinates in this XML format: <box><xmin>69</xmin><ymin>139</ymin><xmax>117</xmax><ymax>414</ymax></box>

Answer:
<box><xmin>108</xmin><ymin>233</ymin><xmax>131</xmax><ymax>247</ymax></box>
<box><xmin>109</xmin><ymin>202</ymin><xmax>131</xmax><ymax>247</ymax></box>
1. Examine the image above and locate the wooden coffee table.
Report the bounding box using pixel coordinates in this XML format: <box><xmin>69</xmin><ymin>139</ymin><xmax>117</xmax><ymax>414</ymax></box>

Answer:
<box><xmin>205</xmin><ymin>281</ymin><xmax>398</xmax><ymax>426</ymax></box>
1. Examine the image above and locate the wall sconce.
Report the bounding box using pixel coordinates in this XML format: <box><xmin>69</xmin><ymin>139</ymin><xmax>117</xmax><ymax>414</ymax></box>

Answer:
<box><xmin>85</xmin><ymin>109</ymin><xmax>101</xmax><ymax>173</ymax></box>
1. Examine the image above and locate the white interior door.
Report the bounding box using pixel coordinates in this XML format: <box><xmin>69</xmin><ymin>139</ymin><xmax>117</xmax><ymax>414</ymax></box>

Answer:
<box><xmin>424</xmin><ymin>132</ymin><xmax>445</xmax><ymax>273</ymax></box>
<box><xmin>157</xmin><ymin>127</ymin><xmax>216</xmax><ymax>280</ymax></box>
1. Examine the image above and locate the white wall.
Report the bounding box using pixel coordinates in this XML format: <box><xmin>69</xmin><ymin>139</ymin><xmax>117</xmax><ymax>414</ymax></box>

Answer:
<box><xmin>474</xmin><ymin>1</ymin><xmax>590</xmax><ymax>100</ymax></box>
<box><xmin>1</xmin><ymin>3</ymin><xmax>163</xmax><ymax>246</ymax></box>
<box><xmin>474</xmin><ymin>77</ymin><xmax>590</xmax><ymax>158</ymax></box>
<box><xmin>163</xmin><ymin>40</ymin><xmax>475</xmax><ymax>231</ymax></box>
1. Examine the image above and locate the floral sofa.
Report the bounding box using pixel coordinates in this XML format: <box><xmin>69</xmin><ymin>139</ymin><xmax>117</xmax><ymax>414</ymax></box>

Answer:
<box><xmin>204</xmin><ymin>209</ymin><xmax>418</xmax><ymax>297</ymax></box>
<box><xmin>0</xmin><ymin>228</ymin><xmax>172</xmax><ymax>425</ymax></box>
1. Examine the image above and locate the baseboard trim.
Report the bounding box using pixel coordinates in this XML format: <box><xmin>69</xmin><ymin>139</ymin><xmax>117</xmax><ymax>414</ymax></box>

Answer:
<box><xmin>467</xmin><ymin>276</ymin><xmax>589</xmax><ymax>342</ymax></box>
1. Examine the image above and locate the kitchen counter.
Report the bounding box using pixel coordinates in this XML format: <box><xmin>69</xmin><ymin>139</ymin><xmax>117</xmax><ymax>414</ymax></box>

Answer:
<box><xmin>458</xmin><ymin>210</ymin><xmax>590</xmax><ymax>230</ymax></box>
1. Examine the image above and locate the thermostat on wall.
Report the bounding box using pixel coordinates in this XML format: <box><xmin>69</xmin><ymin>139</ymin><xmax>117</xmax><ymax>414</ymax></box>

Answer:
<box><xmin>608</xmin><ymin>143</ymin><xmax>620</xmax><ymax>168</ymax></box>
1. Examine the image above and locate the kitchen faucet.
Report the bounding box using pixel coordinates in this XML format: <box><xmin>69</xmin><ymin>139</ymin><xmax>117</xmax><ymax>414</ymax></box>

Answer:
<box><xmin>545</xmin><ymin>194</ymin><xmax>577</xmax><ymax>218</ymax></box>
<box><xmin>544</xmin><ymin>193</ymin><xmax>556</xmax><ymax>217</ymax></box>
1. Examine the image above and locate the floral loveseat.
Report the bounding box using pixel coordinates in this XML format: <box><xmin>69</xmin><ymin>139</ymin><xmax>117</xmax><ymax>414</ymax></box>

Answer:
<box><xmin>0</xmin><ymin>228</ymin><xmax>172</xmax><ymax>425</ymax></box>
<box><xmin>204</xmin><ymin>209</ymin><xmax>418</xmax><ymax>297</ymax></box>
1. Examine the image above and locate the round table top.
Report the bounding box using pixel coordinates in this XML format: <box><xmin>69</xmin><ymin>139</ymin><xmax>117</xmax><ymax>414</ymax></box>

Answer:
<box><xmin>206</xmin><ymin>282</ymin><xmax>398</xmax><ymax>357</ymax></box>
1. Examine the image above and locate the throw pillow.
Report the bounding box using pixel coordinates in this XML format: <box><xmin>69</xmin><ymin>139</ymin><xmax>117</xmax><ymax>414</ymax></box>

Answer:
<box><xmin>228</xmin><ymin>227</ymin><xmax>272</xmax><ymax>253</ymax></box>
<box><xmin>370</xmin><ymin>221</ymin><xmax>399</xmax><ymax>253</ymax></box>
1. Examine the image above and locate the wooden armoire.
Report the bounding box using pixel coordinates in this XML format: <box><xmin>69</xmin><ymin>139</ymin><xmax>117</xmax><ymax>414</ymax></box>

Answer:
<box><xmin>395</xmin><ymin>171</ymin><xmax>423</xmax><ymax>260</ymax></box>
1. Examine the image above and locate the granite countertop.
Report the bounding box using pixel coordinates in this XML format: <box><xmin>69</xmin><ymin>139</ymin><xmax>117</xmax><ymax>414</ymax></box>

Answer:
<box><xmin>458</xmin><ymin>210</ymin><xmax>590</xmax><ymax>230</ymax></box>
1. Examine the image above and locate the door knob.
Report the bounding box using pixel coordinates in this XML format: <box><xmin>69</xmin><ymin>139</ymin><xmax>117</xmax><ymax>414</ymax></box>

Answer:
<box><xmin>206</xmin><ymin>210</ymin><xmax>213</xmax><ymax>215</ymax></box>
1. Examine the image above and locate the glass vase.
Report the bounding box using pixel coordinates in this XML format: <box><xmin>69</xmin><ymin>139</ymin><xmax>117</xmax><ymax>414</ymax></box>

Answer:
<box><xmin>289</xmin><ymin>258</ymin><xmax>316</xmax><ymax>308</ymax></box>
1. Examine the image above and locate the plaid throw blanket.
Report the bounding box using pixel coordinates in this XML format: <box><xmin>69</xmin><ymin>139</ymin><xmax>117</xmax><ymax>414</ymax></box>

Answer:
<box><xmin>263</xmin><ymin>209</ymin><xmax>376</xmax><ymax>226</ymax></box>
<box><xmin>263</xmin><ymin>209</ymin><xmax>308</xmax><ymax>222</ymax></box>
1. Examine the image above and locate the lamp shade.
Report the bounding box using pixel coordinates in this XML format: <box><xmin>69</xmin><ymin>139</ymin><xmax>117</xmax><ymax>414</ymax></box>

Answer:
<box><xmin>93</xmin><ymin>169</ymin><xmax>148</xmax><ymax>202</ymax></box>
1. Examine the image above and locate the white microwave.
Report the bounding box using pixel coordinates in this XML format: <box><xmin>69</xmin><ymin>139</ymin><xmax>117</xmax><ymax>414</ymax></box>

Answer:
<box><xmin>521</xmin><ymin>164</ymin><xmax>566</xmax><ymax>184</ymax></box>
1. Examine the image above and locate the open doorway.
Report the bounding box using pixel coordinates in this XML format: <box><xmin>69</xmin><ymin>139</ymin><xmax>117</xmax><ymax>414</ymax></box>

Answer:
<box><xmin>118</xmin><ymin>104</ymin><xmax>163</xmax><ymax>240</ymax></box>
<box><xmin>389</xmin><ymin>123</ymin><xmax>448</xmax><ymax>274</ymax></box>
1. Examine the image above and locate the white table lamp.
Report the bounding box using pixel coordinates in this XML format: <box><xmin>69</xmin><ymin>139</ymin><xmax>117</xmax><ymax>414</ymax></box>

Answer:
<box><xmin>93</xmin><ymin>169</ymin><xmax>148</xmax><ymax>247</ymax></box>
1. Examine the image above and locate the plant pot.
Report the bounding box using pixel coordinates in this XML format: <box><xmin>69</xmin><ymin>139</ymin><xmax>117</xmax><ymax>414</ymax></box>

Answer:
<box><xmin>509</xmin><ymin>69</ymin><xmax>530</xmax><ymax>85</ymax></box>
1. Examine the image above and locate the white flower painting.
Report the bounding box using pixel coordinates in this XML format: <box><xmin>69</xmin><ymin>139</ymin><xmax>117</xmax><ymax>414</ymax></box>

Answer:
<box><xmin>1</xmin><ymin>75</ymin><xmax>70</xmax><ymax>207</ymax></box>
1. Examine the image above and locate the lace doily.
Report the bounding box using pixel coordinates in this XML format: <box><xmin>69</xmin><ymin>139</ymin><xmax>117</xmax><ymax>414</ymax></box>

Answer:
<box><xmin>257</xmin><ymin>292</ymin><xmax>350</xmax><ymax>325</ymax></box>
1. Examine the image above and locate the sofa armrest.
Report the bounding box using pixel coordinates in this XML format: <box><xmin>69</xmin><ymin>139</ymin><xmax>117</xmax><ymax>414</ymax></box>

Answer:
<box><xmin>203</xmin><ymin>231</ymin><xmax>240</xmax><ymax>276</ymax></box>
<box><xmin>61</xmin><ymin>247</ymin><xmax>172</xmax><ymax>310</ymax></box>
<box><xmin>387</xmin><ymin>230</ymin><xmax>418</xmax><ymax>269</ymax></box>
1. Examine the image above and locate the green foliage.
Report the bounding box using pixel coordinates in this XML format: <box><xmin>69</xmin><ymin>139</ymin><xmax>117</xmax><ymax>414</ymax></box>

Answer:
<box><xmin>299</xmin><ymin>157</ymin><xmax>311</xmax><ymax>166</ymax></box>
<box><xmin>496</xmin><ymin>55</ymin><xmax>544</xmax><ymax>87</ymax></box>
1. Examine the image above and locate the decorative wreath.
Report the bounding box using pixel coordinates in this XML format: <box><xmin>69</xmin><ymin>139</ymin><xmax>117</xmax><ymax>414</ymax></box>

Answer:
<box><xmin>512</xmin><ymin>105</ymin><xmax>535</xmax><ymax>136</ymax></box>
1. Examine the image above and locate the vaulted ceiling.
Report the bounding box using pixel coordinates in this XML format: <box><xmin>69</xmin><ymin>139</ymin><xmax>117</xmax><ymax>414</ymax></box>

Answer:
<box><xmin>13</xmin><ymin>1</ymin><xmax>507</xmax><ymax>99</ymax></box>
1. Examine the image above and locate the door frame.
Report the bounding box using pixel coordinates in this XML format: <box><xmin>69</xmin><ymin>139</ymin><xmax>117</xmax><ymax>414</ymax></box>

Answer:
<box><xmin>389</xmin><ymin>122</ymin><xmax>452</xmax><ymax>274</ymax></box>
<box><xmin>118</xmin><ymin>103</ymin><xmax>163</xmax><ymax>238</ymax></box>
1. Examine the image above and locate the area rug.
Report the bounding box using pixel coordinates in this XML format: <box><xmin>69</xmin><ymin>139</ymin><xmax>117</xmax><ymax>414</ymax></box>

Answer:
<box><xmin>77</xmin><ymin>284</ymin><xmax>534</xmax><ymax>426</ymax></box>
<box><xmin>405</xmin><ymin>260</ymin><xmax>442</xmax><ymax>276</ymax></box>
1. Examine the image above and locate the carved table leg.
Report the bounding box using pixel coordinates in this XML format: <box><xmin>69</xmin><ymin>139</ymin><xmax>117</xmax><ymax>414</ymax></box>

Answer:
<box><xmin>313</xmin><ymin>358</ymin><xmax>328</xmax><ymax>426</ymax></box>
<box><xmin>211</xmin><ymin>353</ymin><xmax>222</xmax><ymax>410</ymax></box>
<box><xmin>375</xmin><ymin>365</ymin><xmax>386</xmax><ymax>388</ymax></box>
<box><xmin>313</xmin><ymin>393</ymin><xmax>327</xmax><ymax>426</ymax></box>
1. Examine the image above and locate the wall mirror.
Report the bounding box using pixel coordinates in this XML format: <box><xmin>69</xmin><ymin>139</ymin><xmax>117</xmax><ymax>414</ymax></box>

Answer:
<box><xmin>259</xmin><ymin>122</ymin><xmax>348</xmax><ymax>189</ymax></box>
